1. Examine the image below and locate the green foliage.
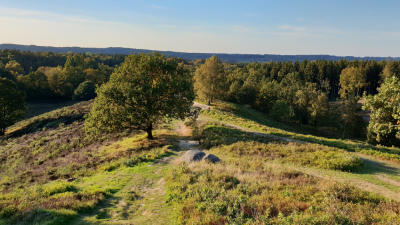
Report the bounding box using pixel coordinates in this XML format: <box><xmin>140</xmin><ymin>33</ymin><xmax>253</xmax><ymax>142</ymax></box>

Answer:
<box><xmin>337</xmin><ymin>96</ymin><xmax>366</xmax><ymax>138</ymax></box>
<box><xmin>0</xmin><ymin>78</ymin><xmax>26</xmax><ymax>135</ymax></box>
<box><xmin>270</xmin><ymin>100</ymin><xmax>293</xmax><ymax>122</ymax></box>
<box><xmin>194</xmin><ymin>55</ymin><xmax>227</xmax><ymax>104</ymax></box>
<box><xmin>72</xmin><ymin>81</ymin><xmax>96</xmax><ymax>101</ymax></box>
<box><xmin>339</xmin><ymin>67</ymin><xmax>367</xmax><ymax>98</ymax></box>
<box><xmin>364</xmin><ymin>76</ymin><xmax>400</xmax><ymax>147</ymax></box>
<box><xmin>17</xmin><ymin>71</ymin><xmax>52</xmax><ymax>100</ymax></box>
<box><xmin>0</xmin><ymin>69</ymin><xmax>16</xmax><ymax>82</ymax></box>
<box><xmin>5</xmin><ymin>60</ymin><xmax>24</xmax><ymax>75</ymax></box>
<box><xmin>85</xmin><ymin>52</ymin><xmax>195</xmax><ymax>139</ymax></box>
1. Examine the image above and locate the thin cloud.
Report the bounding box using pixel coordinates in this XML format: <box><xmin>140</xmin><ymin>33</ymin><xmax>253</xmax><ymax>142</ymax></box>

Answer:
<box><xmin>0</xmin><ymin>7</ymin><xmax>51</xmax><ymax>17</ymax></box>
<box><xmin>159</xmin><ymin>24</ymin><xmax>177</xmax><ymax>29</ymax></box>
<box><xmin>189</xmin><ymin>26</ymin><xmax>205</xmax><ymax>29</ymax></box>
<box><xmin>66</xmin><ymin>17</ymin><xmax>126</xmax><ymax>26</ymax></box>
<box><xmin>278</xmin><ymin>25</ymin><xmax>306</xmax><ymax>31</ymax></box>
<box><xmin>149</xmin><ymin>4</ymin><xmax>164</xmax><ymax>9</ymax></box>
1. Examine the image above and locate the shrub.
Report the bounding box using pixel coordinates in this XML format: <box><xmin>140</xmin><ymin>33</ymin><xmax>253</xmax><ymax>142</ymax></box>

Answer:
<box><xmin>269</xmin><ymin>100</ymin><xmax>293</xmax><ymax>122</ymax></box>
<box><xmin>72</xmin><ymin>81</ymin><xmax>96</xmax><ymax>101</ymax></box>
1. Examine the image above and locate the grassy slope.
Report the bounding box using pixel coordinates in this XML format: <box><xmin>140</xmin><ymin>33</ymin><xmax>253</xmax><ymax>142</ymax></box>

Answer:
<box><xmin>166</xmin><ymin>121</ymin><xmax>400</xmax><ymax>224</ymax></box>
<box><xmin>196</xmin><ymin>101</ymin><xmax>400</xmax><ymax>199</ymax></box>
<box><xmin>0</xmin><ymin>101</ymin><xmax>177</xmax><ymax>224</ymax></box>
<box><xmin>3</xmin><ymin>100</ymin><xmax>400</xmax><ymax>224</ymax></box>
<box><xmin>200</xmin><ymin>101</ymin><xmax>400</xmax><ymax>163</ymax></box>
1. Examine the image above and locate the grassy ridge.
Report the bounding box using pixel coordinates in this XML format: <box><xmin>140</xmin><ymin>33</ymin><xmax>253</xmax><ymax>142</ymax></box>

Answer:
<box><xmin>165</xmin><ymin>121</ymin><xmax>400</xmax><ymax>224</ymax></box>
<box><xmin>195</xmin><ymin>124</ymin><xmax>363</xmax><ymax>171</ymax></box>
<box><xmin>201</xmin><ymin>101</ymin><xmax>400</xmax><ymax>163</ymax></box>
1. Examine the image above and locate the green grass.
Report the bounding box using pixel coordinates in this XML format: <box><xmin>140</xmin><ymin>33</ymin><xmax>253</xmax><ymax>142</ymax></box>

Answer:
<box><xmin>195</xmin><ymin>123</ymin><xmax>363</xmax><ymax>171</ymax></box>
<box><xmin>166</xmin><ymin>161</ymin><xmax>400</xmax><ymax>224</ymax></box>
<box><xmin>200</xmin><ymin>101</ymin><xmax>400</xmax><ymax>164</ymax></box>
<box><xmin>0</xmin><ymin>101</ymin><xmax>176</xmax><ymax>224</ymax></box>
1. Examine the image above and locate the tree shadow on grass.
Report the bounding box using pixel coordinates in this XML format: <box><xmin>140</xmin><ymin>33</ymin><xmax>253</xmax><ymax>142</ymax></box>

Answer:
<box><xmin>6</xmin><ymin>114</ymin><xmax>85</xmax><ymax>139</ymax></box>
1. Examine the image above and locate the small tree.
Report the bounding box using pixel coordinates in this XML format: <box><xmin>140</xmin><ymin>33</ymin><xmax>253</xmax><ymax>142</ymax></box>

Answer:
<box><xmin>0</xmin><ymin>78</ymin><xmax>26</xmax><ymax>135</ymax></box>
<box><xmin>72</xmin><ymin>81</ymin><xmax>96</xmax><ymax>101</ymax></box>
<box><xmin>85</xmin><ymin>52</ymin><xmax>194</xmax><ymax>139</ymax></box>
<box><xmin>194</xmin><ymin>55</ymin><xmax>227</xmax><ymax>105</ymax></box>
<box><xmin>270</xmin><ymin>100</ymin><xmax>293</xmax><ymax>123</ymax></box>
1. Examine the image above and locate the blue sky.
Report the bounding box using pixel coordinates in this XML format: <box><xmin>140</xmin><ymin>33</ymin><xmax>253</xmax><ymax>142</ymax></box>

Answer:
<box><xmin>1</xmin><ymin>0</ymin><xmax>400</xmax><ymax>56</ymax></box>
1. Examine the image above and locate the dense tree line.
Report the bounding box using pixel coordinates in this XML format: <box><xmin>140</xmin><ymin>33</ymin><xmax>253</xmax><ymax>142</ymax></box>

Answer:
<box><xmin>0</xmin><ymin>49</ymin><xmax>126</xmax><ymax>74</ymax></box>
<box><xmin>0</xmin><ymin>51</ymin><xmax>122</xmax><ymax>101</ymax></box>
<box><xmin>194</xmin><ymin>56</ymin><xmax>400</xmax><ymax>139</ymax></box>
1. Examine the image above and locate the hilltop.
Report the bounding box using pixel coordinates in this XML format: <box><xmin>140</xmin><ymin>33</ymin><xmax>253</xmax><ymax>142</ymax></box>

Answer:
<box><xmin>1</xmin><ymin>44</ymin><xmax>398</xmax><ymax>63</ymax></box>
<box><xmin>1</xmin><ymin>100</ymin><xmax>400</xmax><ymax>224</ymax></box>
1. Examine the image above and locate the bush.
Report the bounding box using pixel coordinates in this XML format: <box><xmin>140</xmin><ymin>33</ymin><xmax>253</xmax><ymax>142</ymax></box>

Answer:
<box><xmin>269</xmin><ymin>100</ymin><xmax>293</xmax><ymax>122</ymax></box>
<box><xmin>72</xmin><ymin>81</ymin><xmax>96</xmax><ymax>101</ymax></box>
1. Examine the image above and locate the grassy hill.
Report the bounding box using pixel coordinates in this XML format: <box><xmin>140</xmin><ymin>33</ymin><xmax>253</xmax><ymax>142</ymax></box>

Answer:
<box><xmin>2</xmin><ymin>100</ymin><xmax>400</xmax><ymax>224</ymax></box>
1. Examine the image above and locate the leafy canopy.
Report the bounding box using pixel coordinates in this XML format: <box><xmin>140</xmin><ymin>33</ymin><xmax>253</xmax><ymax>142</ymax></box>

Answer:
<box><xmin>194</xmin><ymin>55</ymin><xmax>227</xmax><ymax>104</ymax></box>
<box><xmin>72</xmin><ymin>81</ymin><xmax>96</xmax><ymax>101</ymax></box>
<box><xmin>85</xmin><ymin>52</ymin><xmax>194</xmax><ymax>139</ymax></box>
<box><xmin>364</xmin><ymin>76</ymin><xmax>400</xmax><ymax>146</ymax></box>
<box><xmin>0</xmin><ymin>78</ymin><xmax>26</xmax><ymax>135</ymax></box>
<box><xmin>339</xmin><ymin>67</ymin><xmax>367</xmax><ymax>99</ymax></box>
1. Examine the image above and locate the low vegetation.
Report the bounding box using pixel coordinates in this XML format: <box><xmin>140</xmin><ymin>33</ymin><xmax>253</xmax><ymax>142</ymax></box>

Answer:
<box><xmin>165</xmin><ymin>120</ymin><xmax>399</xmax><ymax>224</ymax></box>
<box><xmin>201</xmin><ymin>101</ymin><xmax>400</xmax><ymax>164</ymax></box>
<box><xmin>0</xmin><ymin>101</ymin><xmax>174</xmax><ymax>224</ymax></box>
<box><xmin>166</xmin><ymin>161</ymin><xmax>400</xmax><ymax>224</ymax></box>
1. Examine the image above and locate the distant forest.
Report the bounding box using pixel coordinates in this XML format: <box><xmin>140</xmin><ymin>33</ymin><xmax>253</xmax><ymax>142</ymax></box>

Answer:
<box><xmin>0</xmin><ymin>48</ymin><xmax>397</xmax><ymax>102</ymax></box>
<box><xmin>1</xmin><ymin>44</ymin><xmax>399</xmax><ymax>63</ymax></box>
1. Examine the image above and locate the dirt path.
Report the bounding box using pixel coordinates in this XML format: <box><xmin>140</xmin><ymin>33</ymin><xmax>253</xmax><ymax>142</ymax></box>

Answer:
<box><xmin>193</xmin><ymin>101</ymin><xmax>400</xmax><ymax>202</ymax></box>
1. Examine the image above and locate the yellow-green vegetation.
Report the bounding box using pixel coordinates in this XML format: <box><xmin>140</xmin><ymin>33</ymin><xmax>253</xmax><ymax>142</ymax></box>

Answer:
<box><xmin>195</xmin><ymin>124</ymin><xmax>363</xmax><ymax>171</ymax></box>
<box><xmin>0</xmin><ymin>101</ymin><xmax>174</xmax><ymax>224</ymax></box>
<box><xmin>199</xmin><ymin>125</ymin><xmax>363</xmax><ymax>171</ymax></box>
<box><xmin>201</xmin><ymin>101</ymin><xmax>400</xmax><ymax>163</ymax></box>
<box><xmin>165</xmin><ymin>120</ymin><xmax>399</xmax><ymax>224</ymax></box>
<box><xmin>166</xmin><ymin>162</ymin><xmax>400</xmax><ymax>224</ymax></box>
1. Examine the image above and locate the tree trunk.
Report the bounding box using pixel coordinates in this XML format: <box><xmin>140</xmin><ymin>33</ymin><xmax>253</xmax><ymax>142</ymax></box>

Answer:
<box><xmin>343</xmin><ymin>126</ymin><xmax>346</xmax><ymax>139</ymax></box>
<box><xmin>146</xmin><ymin>124</ymin><xmax>153</xmax><ymax>140</ymax></box>
<box><xmin>0</xmin><ymin>128</ymin><xmax>4</xmax><ymax>136</ymax></box>
<box><xmin>208</xmin><ymin>99</ymin><xmax>211</xmax><ymax>105</ymax></box>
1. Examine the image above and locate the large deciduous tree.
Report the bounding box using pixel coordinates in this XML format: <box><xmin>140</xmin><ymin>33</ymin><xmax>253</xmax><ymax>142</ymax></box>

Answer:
<box><xmin>194</xmin><ymin>55</ymin><xmax>227</xmax><ymax>105</ymax></box>
<box><xmin>363</xmin><ymin>76</ymin><xmax>400</xmax><ymax>146</ymax></box>
<box><xmin>339</xmin><ymin>67</ymin><xmax>367</xmax><ymax>98</ymax></box>
<box><xmin>0</xmin><ymin>78</ymin><xmax>26</xmax><ymax>135</ymax></box>
<box><xmin>85</xmin><ymin>52</ymin><xmax>194</xmax><ymax>139</ymax></box>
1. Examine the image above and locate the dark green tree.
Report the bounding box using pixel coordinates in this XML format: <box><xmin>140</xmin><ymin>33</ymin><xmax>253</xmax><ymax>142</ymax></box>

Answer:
<box><xmin>85</xmin><ymin>52</ymin><xmax>195</xmax><ymax>139</ymax></box>
<box><xmin>0</xmin><ymin>78</ymin><xmax>26</xmax><ymax>135</ymax></box>
<box><xmin>72</xmin><ymin>81</ymin><xmax>97</xmax><ymax>101</ymax></box>
<box><xmin>16</xmin><ymin>71</ymin><xmax>51</xmax><ymax>100</ymax></box>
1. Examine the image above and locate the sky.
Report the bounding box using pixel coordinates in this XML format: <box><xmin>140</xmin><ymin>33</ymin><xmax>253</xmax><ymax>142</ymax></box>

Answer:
<box><xmin>1</xmin><ymin>0</ymin><xmax>400</xmax><ymax>57</ymax></box>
